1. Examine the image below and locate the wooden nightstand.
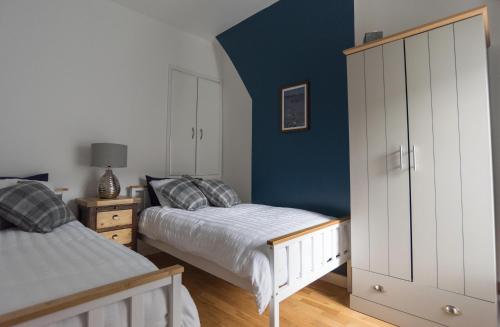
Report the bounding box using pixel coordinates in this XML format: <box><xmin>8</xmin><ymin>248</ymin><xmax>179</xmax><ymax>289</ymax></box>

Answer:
<box><xmin>77</xmin><ymin>197</ymin><xmax>140</xmax><ymax>251</ymax></box>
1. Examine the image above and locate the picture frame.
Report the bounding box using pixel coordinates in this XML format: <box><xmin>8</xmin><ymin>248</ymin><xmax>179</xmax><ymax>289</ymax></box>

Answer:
<box><xmin>280</xmin><ymin>81</ymin><xmax>310</xmax><ymax>132</ymax></box>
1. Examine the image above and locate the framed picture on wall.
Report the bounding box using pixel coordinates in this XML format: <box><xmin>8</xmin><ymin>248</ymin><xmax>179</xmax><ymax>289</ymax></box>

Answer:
<box><xmin>280</xmin><ymin>81</ymin><xmax>310</xmax><ymax>132</ymax></box>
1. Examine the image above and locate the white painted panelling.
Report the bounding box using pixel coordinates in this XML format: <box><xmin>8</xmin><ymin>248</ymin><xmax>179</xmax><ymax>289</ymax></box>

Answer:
<box><xmin>405</xmin><ymin>32</ymin><xmax>437</xmax><ymax>288</ymax></box>
<box><xmin>169</xmin><ymin>70</ymin><xmax>198</xmax><ymax>176</ymax></box>
<box><xmin>428</xmin><ymin>25</ymin><xmax>464</xmax><ymax>295</ymax></box>
<box><xmin>347</xmin><ymin>53</ymin><xmax>370</xmax><ymax>271</ymax></box>
<box><xmin>196</xmin><ymin>78</ymin><xmax>222</xmax><ymax>176</ymax></box>
<box><xmin>364</xmin><ymin>46</ymin><xmax>389</xmax><ymax>276</ymax></box>
<box><xmin>454</xmin><ymin>16</ymin><xmax>497</xmax><ymax>303</ymax></box>
<box><xmin>383</xmin><ymin>40</ymin><xmax>411</xmax><ymax>281</ymax></box>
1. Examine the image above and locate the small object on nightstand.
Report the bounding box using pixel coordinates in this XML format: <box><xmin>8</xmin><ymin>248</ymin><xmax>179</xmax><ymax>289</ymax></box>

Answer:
<box><xmin>77</xmin><ymin>197</ymin><xmax>140</xmax><ymax>251</ymax></box>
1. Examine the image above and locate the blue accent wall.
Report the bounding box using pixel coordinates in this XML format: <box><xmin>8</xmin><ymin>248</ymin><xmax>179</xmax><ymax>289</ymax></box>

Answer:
<box><xmin>217</xmin><ymin>0</ymin><xmax>354</xmax><ymax>217</ymax></box>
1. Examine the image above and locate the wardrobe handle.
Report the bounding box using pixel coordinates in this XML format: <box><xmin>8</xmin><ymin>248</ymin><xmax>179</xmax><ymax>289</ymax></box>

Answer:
<box><xmin>443</xmin><ymin>305</ymin><xmax>462</xmax><ymax>316</ymax></box>
<box><xmin>411</xmin><ymin>145</ymin><xmax>417</xmax><ymax>171</ymax></box>
<box><xmin>191</xmin><ymin>127</ymin><xmax>195</xmax><ymax>139</ymax></box>
<box><xmin>399</xmin><ymin>145</ymin><xmax>404</xmax><ymax>170</ymax></box>
<box><xmin>372</xmin><ymin>284</ymin><xmax>384</xmax><ymax>293</ymax></box>
<box><xmin>200</xmin><ymin>128</ymin><xmax>203</xmax><ymax>140</ymax></box>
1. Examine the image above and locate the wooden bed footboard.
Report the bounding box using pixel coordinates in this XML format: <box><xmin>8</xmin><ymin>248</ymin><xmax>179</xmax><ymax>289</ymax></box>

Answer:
<box><xmin>0</xmin><ymin>265</ymin><xmax>184</xmax><ymax>327</ymax></box>
<box><xmin>267</xmin><ymin>219</ymin><xmax>350</xmax><ymax>327</ymax></box>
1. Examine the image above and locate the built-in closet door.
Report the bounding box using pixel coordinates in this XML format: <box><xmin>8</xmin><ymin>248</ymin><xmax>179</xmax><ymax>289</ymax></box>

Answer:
<box><xmin>405</xmin><ymin>16</ymin><xmax>496</xmax><ymax>302</ymax></box>
<box><xmin>347</xmin><ymin>43</ymin><xmax>411</xmax><ymax>280</ymax></box>
<box><xmin>170</xmin><ymin>70</ymin><xmax>197</xmax><ymax>176</ymax></box>
<box><xmin>196</xmin><ymin>78</ymin><xmax>222</xmax><ymax>176</ymax></box>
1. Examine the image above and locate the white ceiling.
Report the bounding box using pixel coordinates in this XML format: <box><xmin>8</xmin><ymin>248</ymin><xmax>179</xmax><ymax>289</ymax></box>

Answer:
<box><xmin>111</xmin><ymin>0</ymin><xmax>279</xmax><ymax>39</ymax></box>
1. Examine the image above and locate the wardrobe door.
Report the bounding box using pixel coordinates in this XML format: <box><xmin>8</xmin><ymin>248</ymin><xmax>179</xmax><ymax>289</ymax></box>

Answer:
<box><xmin>364</xmin><ymin>46</ymin><xmax>389</xmax><ymax>275</ymax></box>
<box><xmin>170</xmin><ymin>70</ymin><xmax>197</xmax><ymax>176</ymax></box>
<box><xmin>405</xmin><ymin>33</ymin><xmax>437</xmax><ymax>288</ymax></box>
<box><xmin>455</xmin><ymin>16</ymin><xmax>496</xmax><ymax>303</ymax></box>
<box><xmin>196</xmin><ymin>78</ymin><xmax>222</xmax><ymax>176</ymax></box>
<box><xmin>383</xmin><ymin>40</ymin><xmax>411</xmax><ymax>281</ymax></box>
<box><xmin>428</xmin><ymin>25</ymin><xmax>464</xmax><ymax>295</ymax></box>
<box><xmin>347</xmin><ymin>52</ymin><xmax>369</xmax><ymax>271</ymax></box>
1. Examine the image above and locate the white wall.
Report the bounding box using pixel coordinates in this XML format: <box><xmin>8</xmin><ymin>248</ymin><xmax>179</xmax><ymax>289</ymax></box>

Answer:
<box><xmin>0</xmin><ymin>0</ymin><xmax>220</xmax><ymax>206</ymax></box>
<box><xmin>354</xmin><ymin>0</ymin><xmax>500</xmax><ymax>279</ymax></box>
<box><xmin>214</xmin><ymin>41</ymin><xmax>252</xmax><ymax>202</ymax></box>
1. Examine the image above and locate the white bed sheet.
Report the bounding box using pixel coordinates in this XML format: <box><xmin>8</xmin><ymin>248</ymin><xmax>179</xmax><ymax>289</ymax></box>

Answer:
<box><xmin>139</xmin><ymin>204</ymin><xmax>332</xmax><ymax>314</ymax></box>
<box><xmin>0</xmin><ymin>221</ymin><xmax>199</xmax><ymax>327</ymax></box>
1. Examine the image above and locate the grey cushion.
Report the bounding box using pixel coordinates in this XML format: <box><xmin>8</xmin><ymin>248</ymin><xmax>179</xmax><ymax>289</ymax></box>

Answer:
<box><xmin>0</xmin><ymin>218</ymin><xmax>13</xmax><ymax>230</ymax></box>
<box><xmin>0</xmin><ymin>182</ymin><xmax>75</xmax><ymax>233</ymax></box>
<box><xmin>186</xmin><ymin>177</ymin><xmax>240</xmax><ymax>208</ymax></box>
<box><xmin>157</xmin><ymin>177</ymin><xmax>208</xmax><ymax>211</ymax></box>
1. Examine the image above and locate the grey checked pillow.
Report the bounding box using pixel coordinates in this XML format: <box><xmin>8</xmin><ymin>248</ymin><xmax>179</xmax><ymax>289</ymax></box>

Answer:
<box><xmin>157</xmin><ymin>177</ymin><xmax>208</xmax><ymax>211</ymax></box>
<box><xmin>0</xmin><ymin>182</ymin><xmax>75</xmax><ymax>233</ymax></box>
<box><xmin>0</xmin><ymin>218</ymin><xmax>13</xmax><ymax>230</ymax></box>
<box><xmin>186</xmin><ymin>177</ymin><xmax>240</xmax><ymax>208</ymax></box>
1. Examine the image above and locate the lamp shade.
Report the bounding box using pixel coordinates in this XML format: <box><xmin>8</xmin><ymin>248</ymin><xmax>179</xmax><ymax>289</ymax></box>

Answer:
<box><xmin>91</xmin><ymin>143</ymin><xmax>127</xmax><ymax>168</ymax></box>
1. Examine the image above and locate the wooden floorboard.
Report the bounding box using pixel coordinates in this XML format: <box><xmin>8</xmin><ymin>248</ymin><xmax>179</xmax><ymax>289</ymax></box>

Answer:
<box><xmin>147</xmin><ymin>253</ymin><xmax>393</xmax><ymax>327</ymax></box>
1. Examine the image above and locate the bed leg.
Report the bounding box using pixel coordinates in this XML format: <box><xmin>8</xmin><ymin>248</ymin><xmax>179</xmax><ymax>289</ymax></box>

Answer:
<box><xmin>168</xmin><ymin>274</ymin><xmax>182</xmax><ymax>327</ymax></box>
<box><xmin>269</xmin><ymin>295</ymin><xmax>279</xmax><ymax>327</ymax></box>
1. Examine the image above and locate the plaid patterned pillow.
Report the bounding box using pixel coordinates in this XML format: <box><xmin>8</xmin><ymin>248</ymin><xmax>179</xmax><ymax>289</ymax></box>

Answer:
<box><xmin>188</xmin><ymin>178</ymin><xmax>241</xmax><ymax>208</ymax></box>
<box><xmin>0</xmin><ymin>182</ymin><xmax>75</xmax><ymax>233</ymax></box>
<box><xmin>0</xmin><ymin>218</ymin><xmax>13</xmax><ymax>230</ymax></box>
<box><xmin>157</xmin><ymin>177</ymin><xmax>208</xmax><ymax>211</ymax></box>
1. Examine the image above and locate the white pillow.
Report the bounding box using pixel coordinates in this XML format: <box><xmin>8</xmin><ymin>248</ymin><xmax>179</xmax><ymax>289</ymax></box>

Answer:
<box><xmin>149</xmin><ymin>179</ymin><xmax>178</xmax><ymax>207</ymax></box>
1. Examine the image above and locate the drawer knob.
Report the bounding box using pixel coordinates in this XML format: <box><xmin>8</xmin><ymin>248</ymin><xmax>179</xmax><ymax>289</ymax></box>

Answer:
<box><xmin>443</xmin><ymin>305</ymin><xmax>461</xmax><ymax>316</ymax></box>
<box><xmin>111</xmin><ymin>234</ymin><xmax>119</xmax><ymax>240</ymax></box>
<box><xmin>112</xmin><ymin>215</ymin><xmax>120</xmax><ymax>221</ymax></box>
<box><xmin>372</xmin><ymin>284</ymin><xmax>384</xmax><ymax>292</ymax></box>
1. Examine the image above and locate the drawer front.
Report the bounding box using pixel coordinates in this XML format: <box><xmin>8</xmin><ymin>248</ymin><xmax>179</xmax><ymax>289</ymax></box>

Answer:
<box><xmin>352</xmin><ymin>268</ymin><xmax>497</xmax><ymax>327</ymax></box>
<box><xmin>97</xmin><ymin>209</ymin><xmax>133</xmax><ymax>229</ymax></box>
<box><xmin>100</xmin><ymin>229</ymin><xmax>132</xmax><ymax>245</ymax></box>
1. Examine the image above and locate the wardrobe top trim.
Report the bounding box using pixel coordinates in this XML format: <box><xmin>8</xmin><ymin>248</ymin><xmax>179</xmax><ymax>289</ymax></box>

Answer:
<box><xmin>343</xmin><ymin>5</ymin><xmax>489</xmax><ymax>56</ymax></box>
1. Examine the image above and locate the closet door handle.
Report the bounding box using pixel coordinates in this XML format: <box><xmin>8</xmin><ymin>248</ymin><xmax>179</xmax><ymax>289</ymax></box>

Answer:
<box><xmin>191</xmin><ymin>127</ymin><xmax>195</xmax><ymax>139</ymax></box>
<box><xmin>200</xmin><ymin>128</ymin><xmax>203</xmax><ymax>140</ymax></box>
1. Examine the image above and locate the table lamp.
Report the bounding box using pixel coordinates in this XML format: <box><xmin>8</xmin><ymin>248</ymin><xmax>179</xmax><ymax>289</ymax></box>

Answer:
<box><xmin>91</xmin><ymin>143</ymin><xmax>127</xmax><ymax>199</ymax></box>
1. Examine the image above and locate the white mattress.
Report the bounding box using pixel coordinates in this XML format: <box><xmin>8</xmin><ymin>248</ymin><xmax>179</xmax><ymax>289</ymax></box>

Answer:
<box><xmin>0</xmin><ymin>221</ymin><xmax>200</xmax><ymax>327</ymax></box>
<box><xmin>139</xmin><ymin>204</ymin><xmax>332</xmax><ymax>314</ymax></box>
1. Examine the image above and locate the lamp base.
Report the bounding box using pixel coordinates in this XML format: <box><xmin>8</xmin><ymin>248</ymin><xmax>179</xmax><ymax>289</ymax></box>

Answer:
<box><xmin>98</xmin><ymin>168</ymin><xmax>121</xmax><ymax>199</ymax></box>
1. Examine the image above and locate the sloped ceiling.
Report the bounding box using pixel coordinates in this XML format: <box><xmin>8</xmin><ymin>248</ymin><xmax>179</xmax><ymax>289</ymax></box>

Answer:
<box><xmin>111</xmin><ymin>0</ymin><xmax>279</xmax><ymax>39</ymax></box>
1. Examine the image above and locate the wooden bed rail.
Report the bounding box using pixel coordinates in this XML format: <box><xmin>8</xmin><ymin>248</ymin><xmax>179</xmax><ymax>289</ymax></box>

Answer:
<box><xmin>0</xmin><ymin>265</ymin><xmax>184</xmax><ymax>327</ymax></box>
<box><xmin>267</xmin><ymin>219</ymin><xmax>345</xmax><ymax>246</ymax></box>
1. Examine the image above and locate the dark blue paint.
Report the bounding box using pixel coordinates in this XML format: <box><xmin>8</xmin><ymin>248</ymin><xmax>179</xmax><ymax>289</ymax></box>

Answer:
<box><xmin>217</xmin><ymin>0</ymin><xmax>354</xmax><ymax>217</ymax></box>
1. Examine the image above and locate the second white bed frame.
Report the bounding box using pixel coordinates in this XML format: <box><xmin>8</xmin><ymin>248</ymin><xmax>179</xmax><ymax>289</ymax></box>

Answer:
<box><xmin>140</xmin><ymin>218</ymin><xmax>350</xmax><ymax>327</ymax></box>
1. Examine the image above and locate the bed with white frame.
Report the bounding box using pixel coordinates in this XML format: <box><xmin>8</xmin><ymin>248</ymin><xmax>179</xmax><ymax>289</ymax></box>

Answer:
<box><xmin>130</xmin><ymin>185</ymin><xmax>351</xmax><ymax>327</ymax></box>
<box><xmin>0</xmin><ymin>188</ymin><xmax>195</xmax><ymax>327</ymax></box>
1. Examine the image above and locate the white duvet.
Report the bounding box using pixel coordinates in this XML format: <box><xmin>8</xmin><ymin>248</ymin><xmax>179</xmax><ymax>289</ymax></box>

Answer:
<box><xmin>0</xmin><ymin>221</ymin><xmax>200</xmax><ymax>327</ymax></box>
<box><xmin>139</xmin><ymin>204</ymin><xmax>332</xmax><ymax>314</ymax></box>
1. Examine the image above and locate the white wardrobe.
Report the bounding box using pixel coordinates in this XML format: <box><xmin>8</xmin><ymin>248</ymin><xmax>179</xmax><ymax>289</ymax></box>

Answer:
<box><xmin>346</xmin><ymin>7</ymin><xmax>497</xmax><ymax>327</ymax></box>
<box><xmin>169</xmin><ymin>69</ymin><xmax>222</xmax><ymax>177</ymax></box>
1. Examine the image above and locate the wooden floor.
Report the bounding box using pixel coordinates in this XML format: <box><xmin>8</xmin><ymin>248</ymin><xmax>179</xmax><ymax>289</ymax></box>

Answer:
<box><xmin>147</xmin><ymin>253</ymin><xmax>392</xmax><ymax>327</ymax></box>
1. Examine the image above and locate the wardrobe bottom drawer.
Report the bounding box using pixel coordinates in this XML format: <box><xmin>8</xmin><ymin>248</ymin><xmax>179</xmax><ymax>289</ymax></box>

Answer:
<box><xmin>352</xmin><ymin>268</ymin><xmax>497</xmax><ymax>327</ymax></box>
